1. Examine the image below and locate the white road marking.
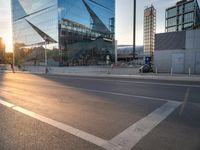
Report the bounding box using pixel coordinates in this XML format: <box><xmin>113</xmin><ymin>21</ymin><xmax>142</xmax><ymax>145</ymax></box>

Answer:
<box><xmin>103</xmin><ymin>101</ymin><xmax>181</xmax><ymax>150</ymax></box>
<box><xmin>54</xmin><ymin>85</ymin><xmax>179</xmax><ymax>103</ymax></box>
<box><xmin>0</xmin><ymin>99</ymin><xmax>121</xmax><ymax>150</ymax></box>
<box><xmin>0</xmin><ymin>100</ymin><xmax>15</xmax><ymax>107</ymax></box>
<box><xmin>179</xmin><ymin>87</ymin><xmax>190</xmax><ymax>115</ymax></box>
<box><xmin>12</xmin><ymin>106</ymin><xmax>112</xmax><ymax>148</ymax></box>
<box><xmin>0</xmin><ymin>99</ymin><xmax>180</xmax><ymax>150</ymax></box>
<box><xmin>0</xmin><ymin>81</ymin><xmax>180</xmax><ymax>103</ymax></box>
<box><xmin>48</xmin><ymin>75</ymin><xmax>200</xmax><ymax>88</ymax></box>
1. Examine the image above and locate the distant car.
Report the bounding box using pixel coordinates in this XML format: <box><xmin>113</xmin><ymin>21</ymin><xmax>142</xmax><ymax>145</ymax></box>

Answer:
<box><xmin>139</xmin><ymin>64</ymin><xmax>150</xmax><ymax>73</ymax></box>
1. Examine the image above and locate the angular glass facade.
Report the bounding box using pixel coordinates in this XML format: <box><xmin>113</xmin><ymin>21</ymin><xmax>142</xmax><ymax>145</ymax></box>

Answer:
<box><xmin>165</xmin><ymin>0</ymin><xmax>200</xmax><ymax>32</ymax></box>
<box><xmin>11</xmin><ymin>0</ymin><xmax>115</xmax><ymax>66</ymax></box>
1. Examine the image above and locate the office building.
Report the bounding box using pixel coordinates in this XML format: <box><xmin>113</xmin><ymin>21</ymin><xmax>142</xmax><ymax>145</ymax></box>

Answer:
<box><xmin>166</xmin><ymin>0</ymin><xmax>200</xmax><ymax>32</ymax></box>
<box><xmin>154</xmin><ymin>29</ymin><xmax>200</xmax><ymax>74</ymax></box>
<box><xmin>143</xmin><ymin>5</ymin><xmax>156</xmax><ymax>59</ymax></box>
<box><xmin>11</xmin><ymin>0</ymin><xmax>115</xmax><ymax>66</ymax></box>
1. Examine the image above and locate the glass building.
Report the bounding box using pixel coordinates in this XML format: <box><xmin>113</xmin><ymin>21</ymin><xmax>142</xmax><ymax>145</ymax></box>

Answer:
<box><xmin>11</xmin><ymin>0</ymin><xmax>115</xmax><ymax>66</ymax></box>
<box><xmin>143</xmin><ymin>5</ymin><xmax>156</xmax><ymax>59</ymax></box>
<box><xmin>166</xmin><ymin>0</ymin><xmax>200</xmax><ymax>32</ymax></box>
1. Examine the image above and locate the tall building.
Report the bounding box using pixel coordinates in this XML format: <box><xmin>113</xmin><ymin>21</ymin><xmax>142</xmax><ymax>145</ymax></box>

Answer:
<box><xmin>143</xmin><ymin>5</ymin><xmax>156</xmax><ymax>60</ymax></box>
<box><xmin>11</xmin><ymin>0</ymin><xmax>115</xmax><ymax>66</ymax></box>
<box><xmin>166</xmin><ymin>0</ymin><xmax>200</xmax><ymax>32</ymax></box>
<box><xmin>0</xmin><ymin>37</ymin><xmax>5</xmax><ymax>63</ymax></box>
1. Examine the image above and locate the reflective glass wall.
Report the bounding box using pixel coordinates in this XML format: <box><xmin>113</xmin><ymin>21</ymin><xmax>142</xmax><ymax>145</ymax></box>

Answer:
<box><xmin>58</xmin><ymin>0</ymin><xmax>115</xmax><ymax>66</ymax></box>
<box><xmin>12</xmin><ymin>0</ymin><xmax>115</xmax><ymax>66</ymax></box>
<box><xmin>12</xmin><ymin>0</ymin><xmax>59</xmax><ymax>66</ymax></box>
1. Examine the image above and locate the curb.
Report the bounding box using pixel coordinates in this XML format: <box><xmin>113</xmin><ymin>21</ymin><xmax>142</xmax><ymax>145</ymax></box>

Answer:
<box><xmin>1</xmin><ymin>71</ymin><xmax>200</xmax><ymax>82</ymax></box>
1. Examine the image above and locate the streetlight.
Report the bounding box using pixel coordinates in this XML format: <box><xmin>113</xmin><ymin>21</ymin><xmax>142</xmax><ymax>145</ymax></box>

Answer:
<box><xmin>44</xmin><ymin>36</ymin><xmax>48</xmax><ymax>74</ymax></box>
<box><xmin>133</xmin><ymin>0</ymin><xmax>136</xmax><ymax>60</ymax></box>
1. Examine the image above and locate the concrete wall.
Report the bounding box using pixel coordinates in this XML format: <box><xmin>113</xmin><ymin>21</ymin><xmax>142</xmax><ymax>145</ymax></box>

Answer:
<box><xmin>186</xmin><ymin>30</ymin><xmax>200</xmax><ymax>49</ymax></box>
<box><xmin>154</xmin><ymin>49</ymin><xmax>200</xmax><ymax>74</ymax></box>
<box><xmin>154</xmin><ymin>29</ymin><xmax>200</xmax><ymax>74</ymax></box>
<box><xmin>23</xmin><ymin>66</ymin><xmax>140</xmax><ymax>75</ymax></box>
<box><xmin>154</xmin><ymin>49</ymin><xmax>185</xmax><ymax>73</ymax></box>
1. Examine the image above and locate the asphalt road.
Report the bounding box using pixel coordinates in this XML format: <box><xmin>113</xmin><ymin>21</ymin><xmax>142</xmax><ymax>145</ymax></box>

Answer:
<box><xmin>0</xmin><ymin>72</ymin><xmax>199</xmax><ymax>150</ymax></box>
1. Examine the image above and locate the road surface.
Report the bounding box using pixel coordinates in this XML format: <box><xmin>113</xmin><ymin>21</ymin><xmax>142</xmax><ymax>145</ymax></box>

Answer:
<box><xmin>0</xmin><ymin>72</ymin><xmax>199</xmax><ymax>150</ymax></box>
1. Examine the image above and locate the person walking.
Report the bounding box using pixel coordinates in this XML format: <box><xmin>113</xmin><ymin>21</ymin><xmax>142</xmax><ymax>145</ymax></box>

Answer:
<box><xmin>10</xmin><ymin>63</ymin><xmax>15</xmax><ymax>73</ymax></box>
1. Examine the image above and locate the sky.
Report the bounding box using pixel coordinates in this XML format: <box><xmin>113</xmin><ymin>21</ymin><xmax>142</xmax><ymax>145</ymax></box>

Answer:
<box><xmin>0</xmin><ymin>0</ymin><xmax>198</xmax><ymax>52</ymax></box>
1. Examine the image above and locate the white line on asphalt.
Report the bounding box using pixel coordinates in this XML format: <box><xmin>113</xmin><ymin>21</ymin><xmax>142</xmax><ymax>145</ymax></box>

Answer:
<box><xmin>179</xmin><ymin>87</ymin><xmax>190</xmax><ymax>115</ymax></box>
<box><xmin>0</xmin><ymin>100</ymin><xmax>15</xmax><ymax>107</ymax></box>
<box><xmin>56</xmin><ymin>85</ymin><xmax>179</xmax><ymax>103</ymax></box>
<box><xmin>103</xmin><ymin>101</ymin><xmax>181</xmax><ymax>150</ymax></box>
<box><xmin>0</xmin><ymin>99</ymin><xmax>121</xmax><ymax>150</ymax></box>
<box><xmin>47</xmin><ymin>75</ymin><xmax>200</xmax><ymax>88</ymax></box>
<box><xmin>0</xmin><ymin>84</ymin><xmax>178</xmax><ymax>103</ymax></box>
<box><xmin>0</xmin><ymin>99</ymin><xmax>181</xmax><ymax>150</ymax></box>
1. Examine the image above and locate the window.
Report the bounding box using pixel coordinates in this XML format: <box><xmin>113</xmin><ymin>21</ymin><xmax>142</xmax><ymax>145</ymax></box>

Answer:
<box><xmin>167</xmin><ymin>7</ymin><xmax>177</xmax><ymax>18</ymax></box>
<box><xmin>167</xmin><ymin>17</ymin><xmax>177</xmax><ymax>27</ymax></box>
<box><xmin>178</xmin><ymin>15</ymin><xmax>183</xmax><ymax>24</ymax></box>
<box><xmin>184</xmin><ymin>12</ymin><xmax>194</xmax><ymax>23</ymax></box>
<box><xmin>178</xmin><ymin>5</ymin><xmax>183</xmax><ymax>14</ymax></box>
<box><xmin>184</xmin><ymin>2</ymin><xmax>194</xmax><ymax>13</ymax></box>
<box><xmin>183</xmin><ymin>22</ymin><xmax>193</xmax><ymax>29</ymax></box>
<box><xmin>178</xmin><ymin>25</ymin><xmax>182</xmax><ymax>31</ymax></box>
<box><xmin>167</xmin><ymin>26</ymin><xmax>177</xmax><ymax>32</ymax></box>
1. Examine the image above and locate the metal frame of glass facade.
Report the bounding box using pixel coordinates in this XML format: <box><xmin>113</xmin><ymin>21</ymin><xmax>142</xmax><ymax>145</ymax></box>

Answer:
<box><xmin>11</xmin><ymin>0</ymin><xmax>115</xmax><ymax>66</ymax></box>
<box><xmin>143</xmin><ymin>5</ymin><xmax>156</xmax><ymax>58</ymax></box>
<box><xmin>165</xmin><ymin>0</ymin><xmax>200</xmax><ymax>32</ymax></box>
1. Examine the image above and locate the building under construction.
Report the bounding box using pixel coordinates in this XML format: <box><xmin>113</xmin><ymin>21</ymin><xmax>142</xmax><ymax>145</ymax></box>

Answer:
<box><xmin>143</xmin><ymin>5</ymin><xmax>156</xmax><ymax>61</ymax></box>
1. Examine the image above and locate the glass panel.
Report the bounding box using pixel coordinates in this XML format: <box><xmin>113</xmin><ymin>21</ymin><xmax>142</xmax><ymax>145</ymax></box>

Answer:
<box><xmin>178</xmin><ymin>25</ymin><xmax>182</xmax><ymax>31</ymax></box>
<box><xmin>184</xmin><ymin>2</ymin><xmax>194</xmax><ymax>13</ymax></box>
<box><xmin>12</xmin><ymin>0</ymin><xmax>59</xmax><ymax>66</ymax></box>
<box><xmin>58</xmin><ymin>0</ymin><xmax>115</xmax><ymax>65</ymax></box>
<box><xmin>167</xmin><ymin>17</ymin><xmax>177</xmax><ymax>27</ymax></box>
<box><xmin>167</xmin><ymin>26</ymin><xmax>177</xmax><ymax>32</ymax></box>
<box><xmin>167</xmin><ymin>7</ymin><xmax>177</xmax><ymax>18</ymax></box>
<box><xmin>183</xmin><ymin>22</ymin><xmax>193</xmax><ymax>29</ymax></box>
<box><xmin>178</xmin><ymin>5</ymin><xmax>183</xmax><ymax>14</ymax></box>
<box><xmin>184</xmin><ymin>12</ymin><xmax>194</xmax><ymax>23</ymax></box>
<box><xmin>178</xmin><ymin>15</ymin><xmax>182</xmax><ymax>24</ymax></box>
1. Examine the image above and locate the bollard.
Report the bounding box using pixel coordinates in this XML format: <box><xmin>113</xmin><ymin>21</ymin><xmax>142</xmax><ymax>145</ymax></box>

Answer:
<box><xmin>156</xmin><ymin>67</ymin><xmax>158</xmax><ymax>75</ymax></box>
<box><xmin>189</xmin><ymin>67</ymin><xmax>191</xmax><ymax>76</ymax></box>
<box><xmin>171</xmin><ymin>67</ymin><xmax>173</xmax><ymax>76</ymax></box>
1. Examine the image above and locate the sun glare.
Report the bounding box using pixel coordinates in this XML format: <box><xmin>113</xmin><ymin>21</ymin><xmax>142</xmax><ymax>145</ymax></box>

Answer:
<box><xmin>2</xmin><ymin>36</ymin><xmax>13</xmax><ymax>52</ymax></box>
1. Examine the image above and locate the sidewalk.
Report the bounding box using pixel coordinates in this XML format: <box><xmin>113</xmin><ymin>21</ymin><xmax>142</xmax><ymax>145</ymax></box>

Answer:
<box><xmin>12</xmin><ymin>66</ymin><xmax>199</xmax><ymax>82</ymax></box>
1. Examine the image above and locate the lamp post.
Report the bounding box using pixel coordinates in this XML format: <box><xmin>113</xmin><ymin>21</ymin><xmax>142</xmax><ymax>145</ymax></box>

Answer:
<box><xmin>133</xmin><ymin>0</ymin><xmax>136</xmax><ymax>60</ymax></box>
<box><xmin>44</xmin><ymin>36</ymin><xmax>48</xmax><ymax>74</ymax></box>
<box><xmin>12</xmin><ymin>37</ymin><xmax>15</xmax><ymax>71</ymax></box>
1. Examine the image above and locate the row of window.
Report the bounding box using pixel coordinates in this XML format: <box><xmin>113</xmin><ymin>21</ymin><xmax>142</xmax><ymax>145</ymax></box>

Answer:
<box><xmin>166</xmin><ymin>1</ymin><xmax>195</xmax><ymax>18</ymax></box>
<box><xmin>166</xmin><ymin>12</ymin><xmax>194</xmax><ymax>27</ymax></box>
<box><xmin>166</xmin><ymin>22</ymin><xmax>193</xmax><ymax>32</ymax></box>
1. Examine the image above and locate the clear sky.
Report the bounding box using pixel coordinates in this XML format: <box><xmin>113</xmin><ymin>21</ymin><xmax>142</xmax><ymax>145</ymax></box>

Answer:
<box><xmin>0</xmin><ymin>0</ymin><xmax>198</xmax><ymax>51</ymax></box>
